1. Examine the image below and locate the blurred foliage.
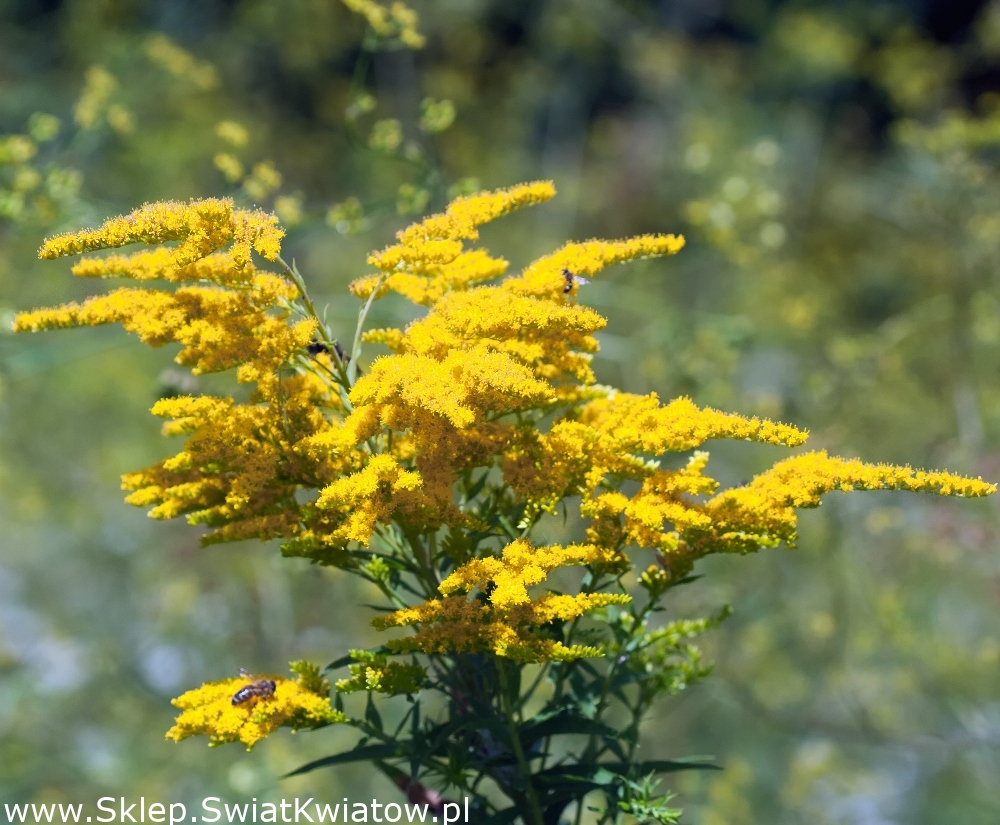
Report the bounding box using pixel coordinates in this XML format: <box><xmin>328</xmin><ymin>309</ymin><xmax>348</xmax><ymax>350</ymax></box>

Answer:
<box><xmin>2</xmin><ymin>0</ymin><xmax>1000</xmax><ymax>821</ymax></box>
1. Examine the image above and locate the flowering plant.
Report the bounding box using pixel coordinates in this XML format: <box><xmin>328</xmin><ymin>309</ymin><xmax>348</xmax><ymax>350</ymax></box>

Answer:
<box><xmin>16</xmin><ymin>182</ymin><xmax>993</xmax><ymax>824</ymax></box>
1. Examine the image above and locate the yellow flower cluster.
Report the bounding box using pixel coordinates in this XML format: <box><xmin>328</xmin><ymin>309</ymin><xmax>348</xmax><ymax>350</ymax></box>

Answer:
<box><xmin>16</xmin><ymin>199</ymin><xmax>299</xmax><ymax>390</ymax></box>
<box><xmin>166</xmin><ymin>662</ymin><xmax>343</xmax><ymax>750</ymax></box>
<box><xmin>586</xmin><ymin>447</ymin><xmax>995</xmax><ymax>580</ymax></box>
<box><xmin>36</xmin><ymin>198</ymin><xmax>282</xmax><ymax>265</ymax></box>
<box><xmin>370</xmin><ymin>538</ymin><xmax>631</xmax><ymax>662</ymax></box>
<box><xmin>351</xmin><ymin>181</ymin><xmax>558</xmax><ymax>304</ymax></box>
<box><xmin>439</xmin><ymin>539</ymin><xmax>624</xmax><ymax>608</ymax></box>
<box><xmin>374</xmin><ymin>590</ymin><xmax>630</xmax><ymax>663</ymax></box>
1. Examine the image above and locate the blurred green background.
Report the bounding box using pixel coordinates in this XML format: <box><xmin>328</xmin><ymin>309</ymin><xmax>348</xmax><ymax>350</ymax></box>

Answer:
<box><xmin>2</xmin><ymin>0</ymin><xmax>1000</xmax><ymax>821</ymax></box>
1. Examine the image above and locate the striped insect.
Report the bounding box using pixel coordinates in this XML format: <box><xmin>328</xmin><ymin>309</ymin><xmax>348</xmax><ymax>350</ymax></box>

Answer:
<box><xmin>562</xmin><ymin>268</ymin><xmax>590</xmax><ymax>294</ymax></box>
<box><xmin>231</xmin><ymin>669</ymin><xmax>276</xmax><ymax>706</ymax></box>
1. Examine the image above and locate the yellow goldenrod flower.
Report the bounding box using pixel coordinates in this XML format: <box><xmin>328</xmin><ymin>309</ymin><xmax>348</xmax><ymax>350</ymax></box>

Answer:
<box><xmin>35</xmin><ymin>198</ymin><xmax>283</xmax><ymax>271</ymax></box>
<box><xmin>503</xmin><ymin>234</ymin><xmax>686</xmax><ymax>299</ymax></box>
<box><xmin>440</xmin><ymin>539</ymin><xmax>626</xmax><ymax>608</ymax></box>
<box><xmin>316</xmin><ymin>454</ymin><xmax>423</xmax><ymax>545</ymax></box>
<box><xmin>166</xmin><ymin>661</ymin><xmax>344</xmax><ymax>750</ymax></box>
<box><xmin>374</xmin><ymin>590</ymin><xmax>630</xmax><ymax>663</ymax></box>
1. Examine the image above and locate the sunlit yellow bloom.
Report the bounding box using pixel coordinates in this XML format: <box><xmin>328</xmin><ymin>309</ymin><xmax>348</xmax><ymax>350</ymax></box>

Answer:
<box><xmin>316</xmin><ymin>454</ymin><xmax>423</xmax><ymax>545</ymax></box>
<box><xmin>580</xmin><ymin>392</ymin><xmax>808</xmax><ymax>452</ymax></box>
<box><xmin>37</xmin><ymin>198</ymin><xmax>283</xmax><ymax>268</ymax></box>
<box><xmin>503</xmin><ymin>234</ymin><xmax>685</xmax><ymax>299</ymax></box>
<box><xmin>71</xmin><ymin>249</ymin><xmax>258</xmax><ymax>285</ymax></box>
<box><xmin>374</xmin><ymin>590</ymin><xmax>630</xmax><ymax>663</ymax></box>
<box><xmin>365</xmin><ymin>182</ymin><xmax>556</xmax><ymax>277</ymax></box>
<box><xmin>166</xmin><ymin>662</ymin><xmax>343</xmax><ymax>750</ymax></box>
<box><xmin>698</xmin><ymin>450</ymin><xmax>996</xmax><ymax>554</ymax></box>
<box><xmin>15</xmin><ymin>275</ymin><xmax>310</xmax><ymax>377</ymax></box>
<box><xmin>352</xmin><ymin>249</ymin><xmax>509</xmax><ymax>306</ymax></box>
<box><xmin>440</xmin><ymin>539</ymin><xmax>624</xmax><ymax>608</ymax></box>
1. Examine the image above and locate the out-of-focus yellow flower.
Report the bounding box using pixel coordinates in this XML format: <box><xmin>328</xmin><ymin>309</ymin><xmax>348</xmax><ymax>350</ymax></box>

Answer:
<box><xmin>419</xmin><ymin>98</ymin><xmax>456</xmax><ymax>133</ymax></box>
<box><xmin>27</xmin><ymin>113</ymin><xmax>60</xmax><ymax>143</ymax></box>
<box><xmin>44</xmin><ymin>168</ymin><xmax>82</xmax><ymax>202</ymax></box>
<box><xmin>166</xmin><ymin>662</ymin><xmax>344</xmax><ymax>750</ymax></box>
<box><xmin>774</xmin><ymin>12</ymin><xmax>862</xmax><ymax>77</ymax></box>
<box><xmin>106</xmin><ymin>104</ymin><xmax>134</xmax><ymax>135</ymax></box>
<box><xmin>145</xmin><ymin>34</ymin><xmax>219</xmax><ymax>90</ymax></box>
<box><xmin>0</xmin><ymin>136</ymin><xmax>36</xmax><ymax>165</ymax></box>
<box><xmin>274</xmin><ymin>195</ymin><xmax>303</xmax><ymax>226</ymax></box>
<box><xmin>340</xmin><ymin>0</ymin><xmax>426</xmax><ymax>48</ymax></box>
<box><xmin>213</xmin><ymin>152</ymin><xmax>244</xmax><ymax>183</ymax></box>
<box><xmin>12</xmin><ymin>167</ymin><xmax>41</xmax><ymax>192</ymax></box>
<box><xmin>874</xmin><ymin>31</ymin><xmax>956</xmax><ymax>112</ymax></box>
<box><xmin>74</xmin><ymin>66</ymin><xmax>118</xmax><ymax>129</ymax></box>
<box><xmin>215</xmin><ymin>121</ymin><xmax>249</xmax><ymax>148</ymax></box>
<box><xmin>327</xmin><ymin>196</ymin><xmax>365</xmax><ymax>234</ymax></box>
<box><xmin>396</xmin><ymin>183</ymin><xmax>430</xmax><ymax>215</ymax></box>
<box><xmin>346</xmin><ymin>92</ymin><xmax>377</xmax><ymax>120</ymax></box>
<box><xmin>243</xmin><ymin>161</ymin><xmax>282</xmax><ymax>200</ymax></box>
<box><xmin>368</xmin><ymin>118</ymin><xmax>402</xmax><ymax>153</ymax></box>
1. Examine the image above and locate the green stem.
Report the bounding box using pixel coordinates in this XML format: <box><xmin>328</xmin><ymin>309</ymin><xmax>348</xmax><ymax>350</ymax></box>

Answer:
<box><xmin>276</xmin><ymin>253</ymin><xmax>352</xmax><ymax>393</ymax></box>
<box><xmin>496</xmin><ymin>662</ymin><xmax>544</xmax><ymax>825</ymax></box>
<box><xmin>349</xmin><ymin>271</ymin><xmax>387</xmax><ymax>385</ymax></box>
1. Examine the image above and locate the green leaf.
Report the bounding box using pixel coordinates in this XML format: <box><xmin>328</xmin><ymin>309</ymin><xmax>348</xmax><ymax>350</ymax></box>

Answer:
<box><xmin>365</xmin><ymin>692</ymin><xmax>383</xmax><ymax>731</ymax></box>
<box><xmin>324</xmin><ymin>645</ymin><xmax>392</xmax><ymax>673</ymax></box>
<box><xmin>413</xmin><ymin>714</ymin><xmax>511</xmax><ymax>766</ymax></box>
<box><xmin>465</xmin><ymin>470</ymin><xmax>490</xmax><ymax>501</ymax></box>
<box><xmin>535</xmin><ymin>757</ymin><xmax>718</xmax><ymax>785</ymax></box>
<box><xmin>284</xmin><ymin>743</ymin><xmax>402</xmax><ymax>777</ymax></box>
<box><xmin>520</xmin><ymin>714</ymin><xmax>618</xmax><ymax>747</ymax></box>
<box><xmin>667</xmin><ymin>574</ymin><xmax>703</xmax><ymax>588</ymax></box>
